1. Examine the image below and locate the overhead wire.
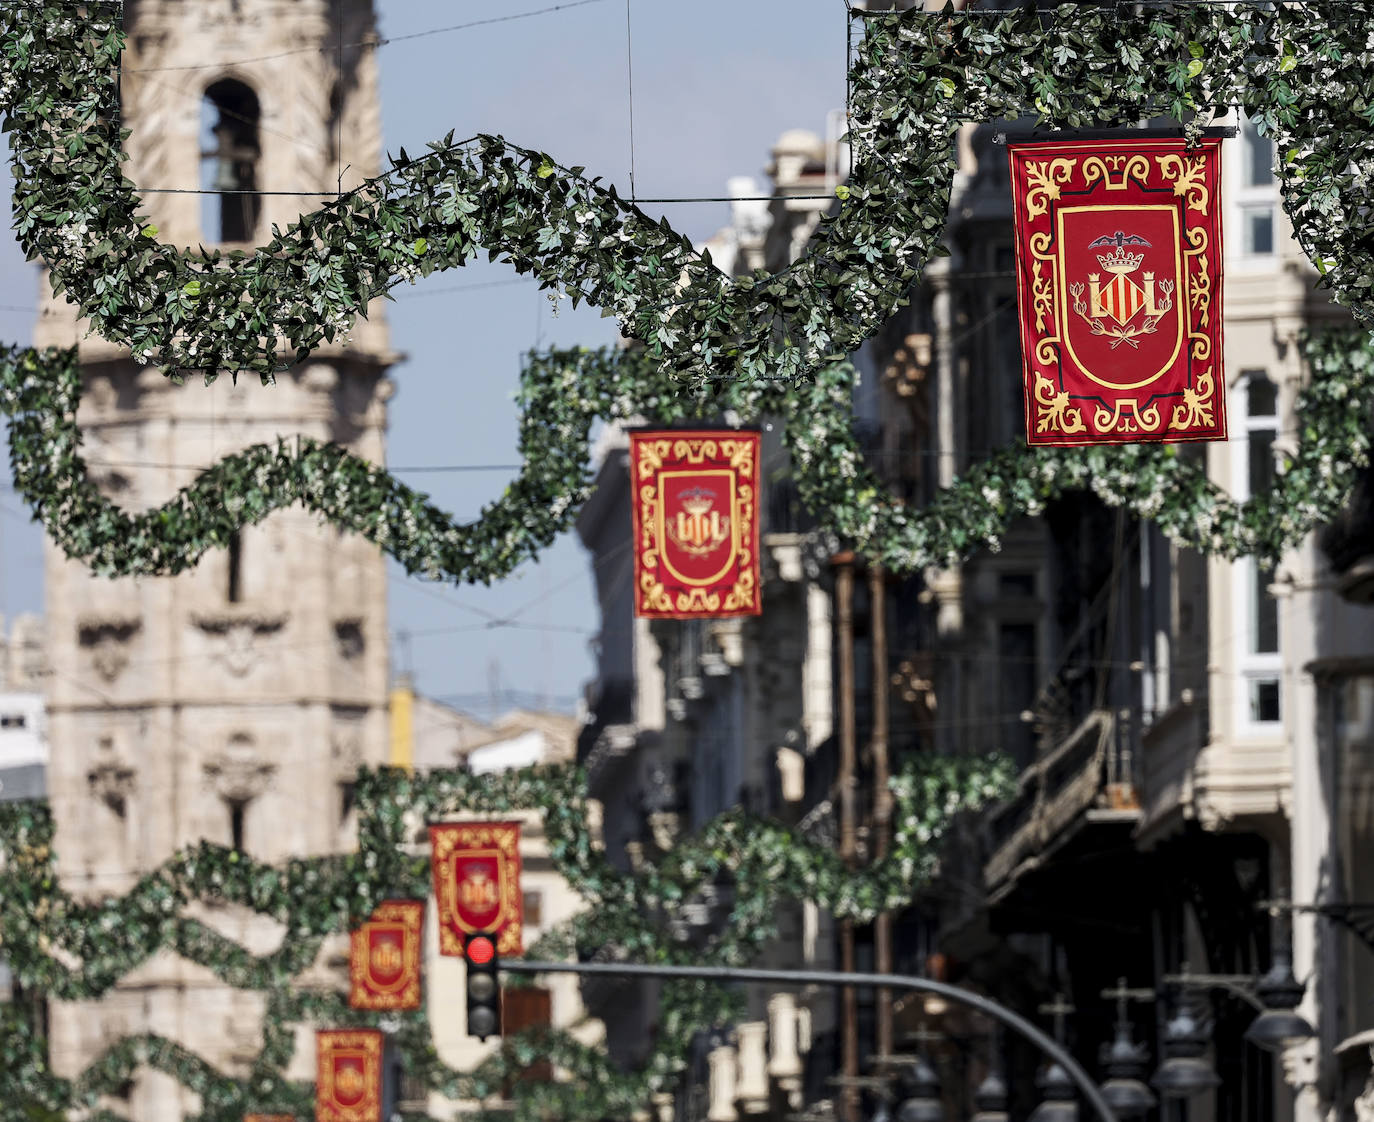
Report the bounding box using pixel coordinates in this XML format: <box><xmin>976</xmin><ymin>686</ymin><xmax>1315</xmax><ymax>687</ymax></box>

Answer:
<box><xmin>124</xmin><ymin>0</ymin><xmax>613</xmax><ymax>75</ymax></box>
<box><xmin>0</xmin><ymin>0</ymin><xmax>1307</xmax><ymax>686</ymax></box>
<box><xmin>624</xmin><ymin>0</ymin><xmax>636</xmax><ymax>201</ymax></box>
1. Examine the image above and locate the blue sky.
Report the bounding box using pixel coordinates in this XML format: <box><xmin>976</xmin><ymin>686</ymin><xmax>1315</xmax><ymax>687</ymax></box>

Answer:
<box><xmin>0</xmin><ymin>0</ymin><xmax>848</xmax><ymax>717</ymax></box>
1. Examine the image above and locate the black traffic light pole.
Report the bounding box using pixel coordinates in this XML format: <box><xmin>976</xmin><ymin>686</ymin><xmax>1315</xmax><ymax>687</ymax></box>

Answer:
<box><xmin>503</xmin><ymin>959</ymin><xmax>1119</xmax><ymax>1122</ymax></box>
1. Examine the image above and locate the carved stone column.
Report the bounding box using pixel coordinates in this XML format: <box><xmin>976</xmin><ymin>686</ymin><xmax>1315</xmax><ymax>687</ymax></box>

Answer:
<box><xmin>735</xmin><ymin>1021</ymin><xmax>770</xmax><ymax>1115</ymax></box>
<box><xmin>767</xmin><ymin>993</ymin><xmax>804</xmax><ymax>1108</ymax></box>
<box><xmin>707</xmin><ymin>1043</ymin><xmax>740</xmax><ymax>1122</ymax></box>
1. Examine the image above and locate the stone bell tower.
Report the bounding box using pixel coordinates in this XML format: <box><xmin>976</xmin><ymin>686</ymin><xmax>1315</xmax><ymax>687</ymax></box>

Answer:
<box><xmin>33</xmin><ymin>2</ymin><xmax>393</xmax><ymax>1118</ymax></box>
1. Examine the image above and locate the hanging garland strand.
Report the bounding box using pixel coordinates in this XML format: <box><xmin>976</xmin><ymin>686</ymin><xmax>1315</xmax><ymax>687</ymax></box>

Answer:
<box><xmin>7</xmin><ymin>4</ymin><xmax>1374</xmax><ymax>385</ymax></box>
<box><xmin>785</xmin><ymin>329</ymin><xmax>1374</xmax><ymax>568</ymax></box>
<box><xmin>2</xmin><ymin>0</ymin><xmax>932</xmax><ymax>387</ymax></box>
<box><xmin>3</xmin><ymin>329</ymin><xmax>1371</xmax><ymax>589</ymax></box>
<box><xmin>0</xmin><ymin>754</ymin><xmax>1012</xmax><ymax>1121</ymax></box>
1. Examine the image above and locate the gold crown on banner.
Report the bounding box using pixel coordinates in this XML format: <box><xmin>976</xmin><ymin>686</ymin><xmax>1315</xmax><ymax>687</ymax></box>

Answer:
<box><xmin>680</xmin><ymin>488</ymin><xmax>716</xmax><ymax>516</ymax></box>
<box><xmin>1096</xmin><ymin>245</ymin><xmax>1144</xmax><ymax>274</ymax></box>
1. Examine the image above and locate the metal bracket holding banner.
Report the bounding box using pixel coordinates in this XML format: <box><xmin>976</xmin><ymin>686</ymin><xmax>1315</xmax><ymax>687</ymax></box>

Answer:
<box><xmin>502</xmin><ymin>959</ymin><xmax>1120</xmax><ymax>1122</ymax></box>
<box><xmin>992</xmin><ymin>125</ymin><xmax>1239</xmax><ymax>146</ymax></box>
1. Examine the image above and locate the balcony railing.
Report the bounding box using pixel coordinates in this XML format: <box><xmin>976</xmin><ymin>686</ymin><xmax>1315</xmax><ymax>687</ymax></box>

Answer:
<box><xmin>983</xmin><ymin>709</ymin><xmax>1116</xmax><ymax>892</ymax></box>
<box><xmin>766</xmin><ymin>477</ymin><xmax>816</xmax><ymax>537</ymax></box>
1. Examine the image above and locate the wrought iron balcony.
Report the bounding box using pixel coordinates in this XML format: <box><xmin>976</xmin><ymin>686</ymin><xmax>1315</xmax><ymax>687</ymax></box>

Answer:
<box><xmin>983</xmin><ymin>709</ymin><xmax>1134</xmax><ymax>894</ymax></box>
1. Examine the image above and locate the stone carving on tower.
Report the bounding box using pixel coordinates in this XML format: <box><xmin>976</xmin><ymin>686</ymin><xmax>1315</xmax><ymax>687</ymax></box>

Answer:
<box><xmin>34</xmin><ymin>3</ymin><xmax>393</xmax><ymax>1118</ymax></box>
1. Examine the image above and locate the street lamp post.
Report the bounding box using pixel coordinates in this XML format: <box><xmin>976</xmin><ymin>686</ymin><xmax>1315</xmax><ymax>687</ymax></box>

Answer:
<box><xmin>1096</xmin><ymin>980</ymin><xmax>1157</xmax><ymax>1119</ymax></box>
<box><xmin>1152</xmin><ymin>990</ymin><xmax>1222</xmax><ymax>1101</ymax></box>
<box><xmin>1029</xmin><ymin>994</ymin><xmax>1079</xmax><ymax>1122</ymax></box>
<box><xmin>1154</xmin><ymin>953</ymin><xmax>1316</xmax><ymax>1102</ymax></box>
<box><xmin>502</xmin><ymin>960</ymin><xmax>1122</xmax><ymax>1122</ymax></box>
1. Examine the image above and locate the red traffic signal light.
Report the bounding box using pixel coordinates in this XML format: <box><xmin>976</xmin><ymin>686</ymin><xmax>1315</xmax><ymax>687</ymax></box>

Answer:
<box><xmin>464</xmin><ymin>932</ymin><xmax>501</xmax><ymax>1040</ymax></box>
<box><xmin>467</xmin><ymin>935</ymin><xmax>495</xmax><ymax>966</ymax></box>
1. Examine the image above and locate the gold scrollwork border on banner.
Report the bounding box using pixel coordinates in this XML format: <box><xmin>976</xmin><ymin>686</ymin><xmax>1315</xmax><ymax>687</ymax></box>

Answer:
<box><xmin>1023</xmin><ymin>158</ymin><xmax>1076</xmax><ymax>219</ymax></box>
<box><xmin>1029</xmin><ymin>230</ymin><xmax>1061</xmax><ymax>356</ymax></box>
<box><xmin>1094</xmin><ymin>398</ymin><xmax>1163</xmax><ymax>435</ymax></box>
<box><xmin>633</xmin><ymin>436</ymin><xmax>671</xmax><ymax>615</ymax></box>
<box><xmin>639</xmin><ymin>571</ymin><xmax>675</xmax><ymax>614</ymax></box>
<box><xmin>1170</xmin><ymin>367</ymin><xmax>1217</xmax><ymax>430</ymax></box>
<box><xmin>673</xmin><ymin>588</ymin><xmax>722</xmax><ymax>614</ymax></box>
<box><xmin>633</xmin><ymin>434</ymin><xmax>757</xmax><ymax>616</ymax></box>
<box><xmin>1081</xmin><ymin>153</ymin><xmax>1151</xmax><ymax>192</ymax></box>
<box><xmin>1184</xmin><ymin>226</ymin><xmax>1212</xmax><ymax>361</ymax></box>
<box><xmin>635</xmin><ymin>438</ymin><xmax>670</xmax><ymax>479</ymax></box>
<box><xmin>1033</xmin><ymin>373</ymin><xmax>1087</xmax><ymax>435</ymax></box>
<box><xmin>635</xmin><ymin>439</ymin><xmax>673</xmax><ymax>606</ymax></box>
<box><xmin>1155</xmin><ymin>153</ymin><xmax>1211</xmax><ymax>215</ymax></box>
<box><xmin>720</xmin><ymin>480</ymin><xmax>757</xmax><ymax>614</ymax></box>
<box><xmin>1031</xmin><ymin>262</ymin><xmax>1055</xmax><ymax>334</ymax></box>
<box><xmin>671</xmin><ymin>438</ymin><xmax>716</xmax><ymax>463</ymax></box>
<box><xmin>431</xmin><ymin>822</ymin><xmax>522</xmax><ymax>956</ymax></box>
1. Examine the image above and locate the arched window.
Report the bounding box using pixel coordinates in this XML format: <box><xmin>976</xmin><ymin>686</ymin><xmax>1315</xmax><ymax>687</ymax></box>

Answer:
<box><xmin>200</xmin><ymin>79</ymin><xmax>261</xmax><ymax>243</ymax></box>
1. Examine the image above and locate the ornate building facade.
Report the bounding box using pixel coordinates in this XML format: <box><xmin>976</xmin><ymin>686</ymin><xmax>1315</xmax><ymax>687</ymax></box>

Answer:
<box><xmin>33</xmin><ymin>2</ymin><xmax>394</xmax><ymax>1117</ymax></box>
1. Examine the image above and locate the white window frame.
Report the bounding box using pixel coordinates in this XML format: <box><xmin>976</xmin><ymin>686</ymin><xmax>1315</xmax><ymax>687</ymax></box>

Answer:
<box><xmin>1229</xmin><ymin>370</ymin><xmax>1283</xmax><ymax>734</ymax></box>
<box><xmin>1227</xmin><ymin>115</ymin><xmax>1279</xmax><ymax>269</ymax></box>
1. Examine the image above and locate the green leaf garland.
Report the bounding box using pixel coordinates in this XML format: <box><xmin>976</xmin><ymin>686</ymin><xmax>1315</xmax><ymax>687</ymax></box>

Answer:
<box><xmin>2</xmin><ymin>330</ymin><xmax>1370</xmax><ymax>589</ymax></box>
<box><xmin>8</xmin><ymin>4</ymin><xmax>1374</xmax><ymax>385</ymax></box>
<box><xmin>0</xmin><ymin>755</ymin><xmax>1013</xmax><ymax>1121</ymax></box>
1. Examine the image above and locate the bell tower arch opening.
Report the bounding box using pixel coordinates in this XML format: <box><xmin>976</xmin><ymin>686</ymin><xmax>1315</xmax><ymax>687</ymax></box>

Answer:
<box><xmin>200</xmin><ymin>78</ymin><xmax>261</xmax><ymax>243</ymax></box>
<box><xmin>37</xmin><ymin>4</ymin><xmax>394</xmax><ymax>1116</ymax></box>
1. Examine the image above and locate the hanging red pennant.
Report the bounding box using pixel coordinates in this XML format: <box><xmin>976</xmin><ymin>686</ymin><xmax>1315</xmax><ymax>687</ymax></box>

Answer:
<box><xmin>348</xmin><ymin>899</ymin><xmax>424</xmax><ymax>1011</ymax></box>
<box><xmin>430</xmin><ymin>822</ymin><xmax>522</xmax><ymax>956</ymax></box>
<box><xmin>315</xmin><ymin>1030</ymin><xmax>383</xmax><ymax>1122</ymax></box>
<box><xmin>1008</xmin><ymin>136</ymin><xmax>1226</xmax><ymax>445</ymax></box>
<box><xmin>629</xmin><ymin>429</ymin><xmax>761</xmax><ymax>619</ymax></box>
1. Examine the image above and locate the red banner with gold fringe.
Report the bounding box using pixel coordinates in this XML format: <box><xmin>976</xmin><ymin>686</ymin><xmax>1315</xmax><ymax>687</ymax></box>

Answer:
<box><xmin>629</xmin><ymin>429</ymin><xmax>761</xmax><ymax>619</ymax></box>
<box><xmin>430</xmin><ymin>821</ymin><xmax>522</xmax><ymax>956</ymax></box>
<box><xmin>315</xmin><ymin>1030</ymin><xmax>383</xmax><ymax>1122</ymax></box>
<box><xmin>1008</xmin><ymin>137</ymin><xmax>1226</xmax><ymax>445</ymax></box>
<box><xmin>348</xmin><ymin>899</ymin><xmax>423</xmax><ymax>1011</ymax></box>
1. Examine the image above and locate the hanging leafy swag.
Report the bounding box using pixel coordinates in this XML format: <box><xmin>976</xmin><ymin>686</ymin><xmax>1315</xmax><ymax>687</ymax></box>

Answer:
<box><xmin>0</xmin><ymin>2</ymin><xmax>1369</xmax><ymax>581</ymax></box>
<box><xmin>6</xmin><ymin>2</ymin><xmax>1374</xmax><ymax>386</ymax></box>
<box><xmin>0</xmin><ymin>756</ymin><xmax>1012</xmax><ymax>1122</ymax></box>
<box><xmin>3</xmin><ymin>331</ymin><xmax>1371</xmax><ymax>590</ymax></box>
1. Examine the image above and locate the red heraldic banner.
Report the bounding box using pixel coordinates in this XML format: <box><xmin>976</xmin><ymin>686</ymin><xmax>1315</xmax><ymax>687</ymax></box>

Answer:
<box><xmin>316</xmin><ymin>1030</ymin><xmax>383</xmax><ymax>1122</ymax></box>
<box><xmin>430</xmin><ymin>822</ymin><xmax>522</xmax><ymax>956</ymax></box>
<box><xmin>349</xmin><ymin>899</ymin><xmax>424</xmax><ymax>1011</ymax></box>
<box><xmin>1008</xmin><ymin>137</ymin><xmax>1226</xmax><ymax>445</ymax></box>
<box><xmin>629</xmin><ymin>429</ymin><xmax>761</xmax><ymax>619</ymax></box>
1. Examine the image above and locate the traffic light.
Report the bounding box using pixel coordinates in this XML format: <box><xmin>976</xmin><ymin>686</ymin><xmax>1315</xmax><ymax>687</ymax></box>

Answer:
<box><xmin>464</xmin><ymin>933</ymin><xmax>501</xmax><ymax>1041</ymax></box>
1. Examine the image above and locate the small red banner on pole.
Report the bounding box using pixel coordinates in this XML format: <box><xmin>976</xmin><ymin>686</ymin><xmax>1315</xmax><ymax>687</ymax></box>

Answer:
<box><xmin>348</xmin><ymin>899</ymin><xmax>424</xmax><ymax>1011</ymax></box>
<box><xmin>316</xmin><ymin>1030</ymin><xmax>383</xmax><ymax>1122</ymax></box>
<box><xmin>629</xmin><ymin>429</ymin><xmax>762</xmax><ymax>619</ymax></box>
<box><xmin>430</xmin><ymin>822</ymin><xmax>522</xmax><ymax>957</ymax></box>
<box><xmin>1008</xmin><ymin>137</ymin><xmax>1226</xmax><ymax>445</ymax></box>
